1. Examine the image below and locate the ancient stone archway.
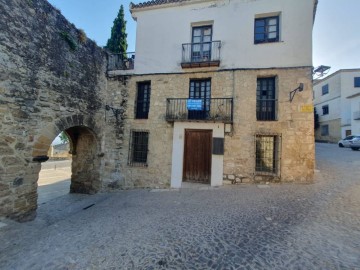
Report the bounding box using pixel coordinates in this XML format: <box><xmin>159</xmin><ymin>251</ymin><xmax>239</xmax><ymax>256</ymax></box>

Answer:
<box><xmin>33</xmin><ymin>115</ymin><xmax>102</xmax><ymax>194</ymax></box>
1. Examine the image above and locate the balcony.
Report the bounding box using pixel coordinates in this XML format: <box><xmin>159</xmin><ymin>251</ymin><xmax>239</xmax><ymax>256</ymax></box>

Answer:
<box><xmin>166</xmin><ymin>98</ymin><xmax>233</xmax><ymax>123</ymax></box>
<box><xmin>181</xmin><ymin>41</ymin><xmax>221</xmax><ymax>68</ymax></box>
<box><xmin>107</xmin><ymin>52</ymin><xmax>135</xmax><ymax>71</ymax></box>
<box><xmin>354</xmin><ymin>111</ymin><xmax>360</xmax><ymax>120</ymax></box>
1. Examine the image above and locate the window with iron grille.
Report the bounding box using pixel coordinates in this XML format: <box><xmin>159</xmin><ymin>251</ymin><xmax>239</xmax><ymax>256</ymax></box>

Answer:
<box><xmin>322</xmin><ymin>105</ymin><xmax>329</xmax><ymax>115</ymax></box>
<box><xmin>128</xmin><ymin>130</ymin><xmax>149</xmax><ymax>166</ymax></box>
<box><xmin>322</xmin><ymin>84</ymin><xmax>329</xmax><ymax>95</ymax></box>
<box><xmin>256</xmin><ymin>77</ymin><xmax>277</xmax><ymax>121</ymax></box>
<box><xmin>135</xmin><ymin>82</ymin><xmax>151</xmax><ymax>119</ymax></box>
<box><xmin>255</xmin><ymin>135</ymin><xmax>281</xmax><ymax>175</ymax></box>
<box><xmin>254</xmin><ymin>16</ymin><xmax>279</xmax><ymax>44</ymax></box>
<box><xmin>321</xmin><ymin>125</ymin><xmax>329</xmax><ymax>136</ymax></box>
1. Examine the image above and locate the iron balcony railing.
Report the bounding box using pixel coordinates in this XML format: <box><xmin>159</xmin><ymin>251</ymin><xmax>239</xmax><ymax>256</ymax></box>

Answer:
<box><xmin>354</xmin><ymin>111</ymin><xmax>360</xmax><ymax>120</ymax></box>
<box><xmin>107</xmin><ymin>52</ymin><xmax>135</xmax><ymax>71</ymax></box>
<box><xmin>166</xmin><ymin>98</ymin><xmax>233</xmax><ymax>123</ymax></box>
<box><xmin>181</xmin><ymin>41</ymin><xmax>221</xmax><ymax>68</ymax></box>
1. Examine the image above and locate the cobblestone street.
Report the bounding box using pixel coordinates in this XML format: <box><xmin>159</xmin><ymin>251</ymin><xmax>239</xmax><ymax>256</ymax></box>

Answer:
<box><xmin>0</xmin><ymin>143</ymin><xmax>359</xmax><ymax>269</ymax></box>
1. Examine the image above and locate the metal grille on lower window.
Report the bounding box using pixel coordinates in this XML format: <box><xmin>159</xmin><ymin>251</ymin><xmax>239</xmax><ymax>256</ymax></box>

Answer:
<box><xmin>255</xmin><ymin>135</ymin><xmax>280</xmax><ymax>175</ymax></box>
<box><xmin>128</xmin><ymin>130</ymin><xmax>149</xmax><ymax>166</ymax></box>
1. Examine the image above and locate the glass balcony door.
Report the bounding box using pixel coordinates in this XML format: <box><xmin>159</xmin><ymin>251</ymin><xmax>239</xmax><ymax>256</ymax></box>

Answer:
<box><xmin>188</xmin><ymin>79</ymin><xmax>211</xmax><ymax>120</ymax></box>
<box><xmin>191</xmin><ymin>26</ymin><xmax>212</xmax><ymax>62</ymax></box>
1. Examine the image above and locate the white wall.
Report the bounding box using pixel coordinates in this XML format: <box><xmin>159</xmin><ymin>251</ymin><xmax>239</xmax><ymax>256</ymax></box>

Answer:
<box><xmin>314</xmin><ymin>73</ymin><xmax>341</xmax><ymax>124</ymax></box>
<box><xmin>350</xmin><ymin>96</ymin><xmax>360</xmax><ymax>135</ymax></box>
<box><xmin>314</xmin><ymin>69</ymin><xmax>360</xmax><ymax>137</ymax></box>
<box><xmin>131</xmin><ymin>0</ymin><xmax>314</xmax><ymax>74</ymax></box>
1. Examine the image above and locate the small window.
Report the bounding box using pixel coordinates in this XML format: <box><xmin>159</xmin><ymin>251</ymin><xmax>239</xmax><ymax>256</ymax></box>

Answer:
<box><xmin>254</xmin><ymin>16</ymin><xmax>279</xmax><ymax>44</ymax></box>
<box><xmin>321</xmin><ymin>125</ymin><xmax>329</xmax><ymax>136</ymax></box>
<box><xmin>322</xmin><ymin>105</ymin><xmax>329</xmax><ymax>115</ymax></box>
<box><xmin>354</xmin><ymin>77</ymin><xmax>360</xmax><ymax>87</ymax></box>
<box><xmin>128</xmin><ymin>130</ymin><xmax>149</xmax><ymax>166</ymax></box>
<box><xmin>255</xmin><ymin>135</ymin><xmax>281</xmax><ymax>175</ymax></box>
<box><xmin>322</xmin><ymin>84</ymin><xmax>329</xmax><ymax>95</ymax></box>
<box><xmin>256</xmin><ymin>77</ymin><xmax>277</xmax><ymax>121</ymax></box>
<box><xmin>135</xmin><ymin>82</ymin><xmax>151</xmax><ymax>119</ymax></box>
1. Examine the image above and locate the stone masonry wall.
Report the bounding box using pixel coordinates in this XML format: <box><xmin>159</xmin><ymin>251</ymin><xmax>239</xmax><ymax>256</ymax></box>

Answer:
<box><xmin>315</xmin><ymin>119</ymin><xmax>341</xmax><ymax>143</ymax></box>
<box><xmin>108</xmin><ymin>67</ymin><xmax>314</xmax><ymax>188</ymax></box>
<box><xmin>0</xmin><ymin>0</ymin><xmax>124</xmax><ymax>221</ymax></box>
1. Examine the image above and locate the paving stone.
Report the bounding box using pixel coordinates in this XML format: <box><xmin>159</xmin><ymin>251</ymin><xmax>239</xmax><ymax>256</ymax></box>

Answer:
<box><xmin>0</xmin><ymin>144</ymin><xmax>360</xmax><ymax>269</ymax></box>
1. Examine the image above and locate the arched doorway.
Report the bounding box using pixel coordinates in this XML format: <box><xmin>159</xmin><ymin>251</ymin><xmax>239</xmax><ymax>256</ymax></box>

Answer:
<box><xmin>31</xmin><ymin>116</ymin><xmax>102</xmax><ymax>212</ymax></box>
<box><xmin>65</xmin><ymin>126</ymin><xmax>101</xmax><ymax>194</ymax></box>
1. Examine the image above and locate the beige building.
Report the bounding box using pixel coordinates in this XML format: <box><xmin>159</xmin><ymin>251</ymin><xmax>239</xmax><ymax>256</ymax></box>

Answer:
<box><xmin>109</xmin><ymin>0</ymin><xmax>317</xmax><ymax>187</ymax></box>
<box><xmin>0</xmin><ymin>0</ymin><xmax>317</xmax><ymax>221</ymax></box>
<box><xmin>313</xmin><ymin>69</ymin><xmax>360</xmax><ymax>142</ymax></box>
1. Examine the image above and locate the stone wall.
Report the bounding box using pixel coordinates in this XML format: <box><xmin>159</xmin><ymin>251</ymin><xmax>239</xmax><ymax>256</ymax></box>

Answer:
<box><xmin>315</xmin><ymin>119</ymin><xmax>341</xmax><ymax>143</ymax></box>
<box><xmin>0</xmin><ymin>0</ymin><xmax>124</xmax><ymax>221</ymax></box>
<box><xmin>108</xmin><ymin>67</ymin><xmax>314</xmax><ymax>188</ymax></box>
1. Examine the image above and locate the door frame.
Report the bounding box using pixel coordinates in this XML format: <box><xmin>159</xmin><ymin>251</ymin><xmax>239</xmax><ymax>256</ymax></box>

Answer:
<box><xmin>170</xmin><ymin>122</ymin><xmax>224</xmax><ymax>188</ymax></box>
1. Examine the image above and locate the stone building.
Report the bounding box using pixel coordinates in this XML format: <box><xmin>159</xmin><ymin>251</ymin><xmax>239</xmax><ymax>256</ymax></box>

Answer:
<box><xmin>0</xmin><ymin>0</ymin><xmax>316</xmax><ymax>221</ymax></box>
<box><xmin>109</xmin><ymin>0</ymin><xmax>317</xmax><ymax>188</ymax></box>
<box><xmin>313</xmin><ymin>69</ymin><xmax>360</xmax><ymax>142</ymax></box>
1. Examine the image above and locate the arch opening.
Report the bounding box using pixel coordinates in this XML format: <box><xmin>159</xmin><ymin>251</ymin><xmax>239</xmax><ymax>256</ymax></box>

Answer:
<box><xmin>35</xmin><ymin>125</ymin><xmax>101</xmax><ymax>205</ymax></box>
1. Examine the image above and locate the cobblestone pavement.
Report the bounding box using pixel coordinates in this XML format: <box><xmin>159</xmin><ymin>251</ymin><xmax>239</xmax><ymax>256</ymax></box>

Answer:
<box><xmin>0</xmin><ymin>143</ymin><xmax>359</xmax><ymax>269</ymax></box>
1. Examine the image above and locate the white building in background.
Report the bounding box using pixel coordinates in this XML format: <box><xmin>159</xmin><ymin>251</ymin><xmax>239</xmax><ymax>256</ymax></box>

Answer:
<box><xmin>313</xmin><ymin>69</ymin><xmax>360</xmax><ymax>142</ymax></box>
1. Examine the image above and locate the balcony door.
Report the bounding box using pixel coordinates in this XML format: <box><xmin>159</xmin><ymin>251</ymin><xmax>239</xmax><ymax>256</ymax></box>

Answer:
<box><xmin>191</xmin><ymin>26</ymin><xmax>212</xmax><ymax>62</ymax></box>
<box><xmin>188</xmin><ymin>79</ymin><xmax>211</xmax><ymax>120</ymax></box>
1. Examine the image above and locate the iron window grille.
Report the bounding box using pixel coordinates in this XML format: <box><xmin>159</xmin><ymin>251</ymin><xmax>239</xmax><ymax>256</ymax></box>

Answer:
<box><xmin>256</xmin><ymin>77</ymin><xmax>277</xmax><ymax>121</ymax></box>
<box><xmin>254</xmin><ymin>16</ymin><xmax>279</xmax><ymax>44</ymax></box>
<box><xmin>322</xmin><ymin>105</ymin><xmax>329</xmax><ymax>115</ymax></box>
<box><xmin>321</xmin><ymin>125</ymin><xmax>329</xmax><ymax>136</ymax></box>
<box><xmin>135</xmin><ymin>82</ymin><xmax>151</xmax><ymax>119</ymax></box>
<box><xmin>322</xmin><ymin>84</ymin><xmax>329</xmax><ymax>95</ymax></box>
<box><xmin>128</xmin><ymin>130</ymin><xmax>149</xmax><ymax>166</ymax></box>
<box><xmin>255</xmin><ymin>134</ymin><xmax>281</xmax><ymax>175</ymax></box>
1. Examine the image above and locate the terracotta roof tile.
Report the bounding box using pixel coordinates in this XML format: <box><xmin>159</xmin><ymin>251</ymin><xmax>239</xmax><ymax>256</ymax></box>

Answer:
<box><xmin>130</xmin><ymin>0</ymin><xmax>190</xmax><ymax>9</ymax></box>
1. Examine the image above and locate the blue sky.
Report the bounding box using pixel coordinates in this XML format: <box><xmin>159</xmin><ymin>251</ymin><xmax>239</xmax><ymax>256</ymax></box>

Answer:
<box><xmin>47</xmin><ymin>0</ymin><xmax>360</xmax><ymax>74</ymax></box>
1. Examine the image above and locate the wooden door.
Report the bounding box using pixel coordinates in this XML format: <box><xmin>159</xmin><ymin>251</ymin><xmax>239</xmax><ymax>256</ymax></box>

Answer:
<box><xmin>183</xmin><ymin>129</ymin><xmax>212</xmax><ymax>183</ymax></box>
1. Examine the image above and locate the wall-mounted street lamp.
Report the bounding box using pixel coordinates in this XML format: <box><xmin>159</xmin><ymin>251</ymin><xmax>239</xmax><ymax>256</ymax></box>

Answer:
<box><xmin>105</xmin><ymin>104</ymin><xmax>123</xmax><ymax>121</ymax></box>
<box><xmin>289</xmin><ymin>83</ymin><xmax>304</xmax><ymax>102</ymax></box>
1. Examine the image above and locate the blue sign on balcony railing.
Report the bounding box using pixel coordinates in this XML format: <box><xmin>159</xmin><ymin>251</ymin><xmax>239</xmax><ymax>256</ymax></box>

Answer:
<box><xmin>187</xmin><ymin>99</ymin><xmax>204</xmax><ymax>110</ymax></box>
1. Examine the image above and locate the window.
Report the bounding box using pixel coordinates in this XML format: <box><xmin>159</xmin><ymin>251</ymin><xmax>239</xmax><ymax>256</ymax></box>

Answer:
<box><xmin>354</xmin><ymin>77</ymin><xmax>360</xmax><ymax>87</ymax></box>
<box><xmin>135</xmin><ymin>82</ymin><xmax>151</xmax><ymax>119</ymax></box>
<box><xmin>128</xmin><ymin>130</ymin><xmax>149</xmax><ymax>166</ymax></box>
<box><xmin>322</xmin><ymin>84</ymin><xmax>329</xmax><ymax>95</ymax></box>
<box><xmin>191</xmin><ymin>26</ymin><xmax>212</xmax><ymax>62</ymax></box>
<box><xmin>254</xmin><ymin>16</ymin><xmax>279</xmax><ymax>44</ymax></box>
<box><xmin>188</xmin><ymin>79</ymin><xmax>211</xmax><ymax>120</ymax></box>
<box><xmin>322</xmin><ymin>105</ymin><xmax>329</xmax><ymax>115</ymax></box>
<box><xmin>255</xmin><ymin>135</ymin><xmax>280</xmax><ymax>175</ymax></box>
<box><xmin>256</xmin><ymin>77</ymin><xmax>277</xmax><ymax>121</ymax></box>
<box><xmin>321</xmin><ymin>125</ymin><xmax>329</xmax><ymax>136</ymax></box>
